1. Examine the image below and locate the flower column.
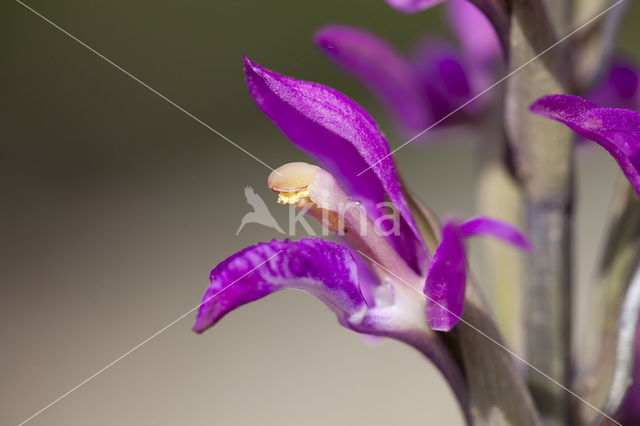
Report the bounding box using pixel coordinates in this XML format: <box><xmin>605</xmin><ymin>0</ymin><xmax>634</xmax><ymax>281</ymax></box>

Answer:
<box><xmin>504</xmin><ymin>0</ymin><xmax>573</xmax><ymax>424</ymax></box>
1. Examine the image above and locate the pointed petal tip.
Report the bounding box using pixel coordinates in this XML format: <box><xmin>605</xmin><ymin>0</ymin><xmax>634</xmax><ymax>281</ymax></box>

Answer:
<box><xmin>243</xmin><ymin>55</ymin><xmax>261</xmax><ymax>74</ymax></box>
<box><xmin>530</xmin><ymin>94</ymin><xmax>640</xmax><ymax>197</ymax></box>
<box><xmin>242</xmin><ymin>54</ymin><xmax>252</xmax><ymax>69</ymax></box>
<box><xmin>243</xmin><ymin>55</ymin><xmax>271</xmax><ymax>81</ymax></box>
<box><xmin>459</xmin><ymin>216</ymin><xmax>534</xmax><ymax>252</ymax></box>
<box><xmin>193</xmin><ymin>239</ymin><xmax>368</xmax><ymax>334</ymax></box>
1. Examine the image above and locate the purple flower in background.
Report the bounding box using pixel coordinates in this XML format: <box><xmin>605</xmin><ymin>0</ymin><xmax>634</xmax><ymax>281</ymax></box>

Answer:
<box><xmin>588</xmin><ymin>58</ymin><xmax>640</xmax><ymax>113</ymax></box>
<box><xmin>315</xmin><ymin>0</ymin><xmax>500</xmax><ymax>137</ymax></box>
<box><xmin>194</xmin><ymin>58</ymin><xmax>531</xmax><ymax>366</ymax></box>
<box><xmin>530</xmin><ymin>95</ymin><xmax>640</xmax><ymax>196</ymax></box>
<box><xmin>567</xmin><ymin>59</ymin><xmax>640</xmax><ymax>147</ymax></box>
<box><xmin>384</xmin><ymin>0</ymin><xmax>509</xmax><ymax>54</ymax></box>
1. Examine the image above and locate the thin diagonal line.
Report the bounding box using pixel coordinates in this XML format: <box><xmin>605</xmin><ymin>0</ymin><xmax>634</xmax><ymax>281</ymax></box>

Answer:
<box><xmin>357</xmin><ymin>0</ymin><xmax>626</xmax><ymax>177</ymax></box>
<box><xmin>15</xmin><ymin>0</ymin><xmax>280</xmax><ymax>175</ymax></box>
<box><xmin>355</xmin><ymin>249</ymin><xmax>621</xmax><ymax>425</ymax></box>
<box><xmin>16</xmin><ymin>250</ymin><xmax>284</xmax><ymax>426</ymax></box>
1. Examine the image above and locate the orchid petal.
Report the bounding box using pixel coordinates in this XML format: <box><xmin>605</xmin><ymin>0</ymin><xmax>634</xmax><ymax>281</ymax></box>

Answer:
<box><xmin>384</xmin><ymin>0</ymin><xmax>445</xmax><ymax>13</ymax></box>
<box><xmin>314</xmin><ymin>25</ymin><xmax>430</xmax><ymax>134</ymax></box>
<box><xmin>244</xmin><ymin>56</ymin><xmax>428</xmax><ymax>272</ymax></box>
<box><xmin>459</xmin><ymin>216</ymin><xmax>533</xmax><ymax>251</ymax></box>
<box><xmin>193</xmin><ymin>239</ymin><xmax>367</xmax><ymax>333</ymax></box>
<box><xmin>446</xmin><ymin>0</ymin><xmax>501</xmax><ymax>68</ymax></box>
<box><xmin>531</xmin><ymin>95</ymin><xmax>640</xmax><ymax>196</ymax></box>
<box><xmin>589</xmin><ymin>58</ymin><xmax>640</xmax><ymax>112</ymax></box>
<box><xmin>424</xmin><ymin>222</ymin><xmax>466</xmax><ymax>332</ymax></box>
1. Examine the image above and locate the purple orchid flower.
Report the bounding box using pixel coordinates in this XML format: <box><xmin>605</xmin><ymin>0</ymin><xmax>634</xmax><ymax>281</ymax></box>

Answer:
<box><xmin>530</xmin><ymin>94</ymin><xmax>640</xmax><ymax>196</ymax></box>
<box><xmin>194</xmin><ymin>58</ymin><xmax>532</xmax><ymax>386</ymax></box>
<box><xmin>315</xmin><ymin>0</ymin><xmax>500</xmax><ymax>137</ymax></box>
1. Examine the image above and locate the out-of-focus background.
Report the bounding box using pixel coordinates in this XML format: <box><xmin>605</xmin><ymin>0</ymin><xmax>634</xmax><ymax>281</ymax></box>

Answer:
<box><xmin>2</xmin><ymin>1</ymin><xmax>639</xmax><ymax>424</ymax></box>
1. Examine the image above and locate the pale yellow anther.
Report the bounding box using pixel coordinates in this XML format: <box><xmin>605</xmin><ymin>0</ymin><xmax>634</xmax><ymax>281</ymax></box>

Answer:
<box><xmin>268</xmin><ymin>162</ymin><xmax>319</xmax><ymax>193</ymax></box>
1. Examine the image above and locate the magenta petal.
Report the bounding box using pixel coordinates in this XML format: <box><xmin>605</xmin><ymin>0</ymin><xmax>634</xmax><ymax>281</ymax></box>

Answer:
<box><xmin>244</xmin><ymin>56</ymin><xmax>427</xmax><ymax>272</ymax></box>
<box><xmin>193</xmin><ymin>239</ymin><xmax>367</xmax><ymax>333</ymax></box>
<box><xmin>459</xmin><ymin>216</ymin><xmax>533</xmax><ymax>251</ymax></box>
<box><xmin>531</xmin><ymin>95</ymin><xmax>640</xmax><ymax>196</ymax></box>
<box><xmin>384</xmin><ymin>0</ymin><xmax>445</xmax><ymax>13</ymax></box>
<box><xmin>314</xmin><ymin>25</ymin><xmax>430</xmax><ymax>134</ymax></box>
<box><xmin>424</xmin><ymin>222</ymin><xmax>466</xmax><ymax>332</ymax></box>
<box><xmin>446</xmin><ymin>0</ymin><xmax>501</xmax><ymax>68</ymax></box>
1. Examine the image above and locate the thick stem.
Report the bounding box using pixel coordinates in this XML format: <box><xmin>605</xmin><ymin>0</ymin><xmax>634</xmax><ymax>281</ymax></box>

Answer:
<box><xmin>457</xmin><ymin>281</ymin><xmax>541</xmax><ymax>426</ymax></box>
<box><xmin>525</xmin><ymin>200</ymin><xmax>573</xmax><ymax>425</ymax></box>
<box><xmin>505</xmin><ymin>1</ymin><xmax>574</xmax><ymax>424</ymax></box>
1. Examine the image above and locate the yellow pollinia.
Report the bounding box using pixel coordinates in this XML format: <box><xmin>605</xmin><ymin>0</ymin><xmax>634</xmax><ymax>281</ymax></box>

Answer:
<box><xmin>276</xmin><ymin>189</ymin><xmax>311</xmax><ymax>206</ymax></box>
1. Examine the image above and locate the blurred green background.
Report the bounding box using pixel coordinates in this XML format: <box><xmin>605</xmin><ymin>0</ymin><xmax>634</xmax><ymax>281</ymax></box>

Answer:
<box><xmin>2</xmin><ymin>1</ymin><xmax>639</xmax><ymax>425</ymax></box>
